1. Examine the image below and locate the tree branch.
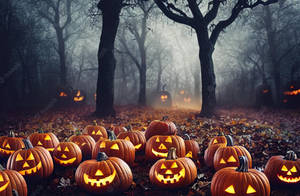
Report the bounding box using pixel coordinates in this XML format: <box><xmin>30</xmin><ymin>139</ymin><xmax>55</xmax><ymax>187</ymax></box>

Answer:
<box><xmin>204</xmin><ymin>0</ymin><xmax>221</xmax><ymax>25</ymax></box>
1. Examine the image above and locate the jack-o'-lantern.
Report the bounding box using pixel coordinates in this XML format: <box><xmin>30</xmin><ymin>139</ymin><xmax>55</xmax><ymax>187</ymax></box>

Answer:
<box><xmin>145</xmin><ymin>135</ymin><xmax>185</xmax><ymax>160</ymax></box>
<box><xmin>69</xmin><ymin>131</ymin><xmax>95</xmax><ymax>160</ymax></box>
<box><xmin>204</xmin><ymin>133</ymin><xmax>228</xmax><ymax>167</ymax></box>
<box><xmin>92</xmin><ymin>131</ymin><xmax>135</xmax><ymax>165</ymax></box>
<box><xmin>145</xmin><ymin>118</ymin><xmax>177</xmax><ymax>140</ymax></box>
<box><xmin>0</xmin><ymin>131</ymin><xmax>25</xmax><ymax>159</ymax></box>
<box><xmin>0</xmin><ymin>164</ymin><xmax>27</xmax><ymax>196</ymax></box>
<box><xmin>157</xmin><ymin>90</ymin><xmax>172</xmax><ymax>107</ymax></box>
<box><xmin>83</xmin><ymin>121</ymin><xmax>108</xmax><ymax>142</ymax></box>
<box><xmin>28</xmin><ymin>129</ymin><xmax>59</xmax><ymax>155</ymax></box>
<box><xmin>117</xmin><ymin>127</ymin><xmax>146</xmax><ymax>152</ymax></box>
<box><xmin>213</xmin><ymin>136</ymin><xmax>252</xmax><ymax>171</ymax></box>
<box><xmin>73</xmin><ymin>90</ymin><xmax>86</xmax><ymax>103</ymax></box>
<box><xmin>53</xmin><ymin>142</ymin><xmax>82</xmax><ymax>167</ymax></box>
<box><xmin>149</xmin><ymin>148</ymin><xmax>197</xmax><ymax>188</ymax></box>
<box><xmin>282</xmin><ymin>81</ymin><xmax>300</xmax><ymax>108</ymax></box>
<box><xmin>211</xmin><ymin>156</ymin><xmax>270</xmax><ymax>196</ymax></box>
<box><xmin>75</xmin><ymin>152</ymin><xmax>133</xmax><ymax>194</ymax></box>
<box><xmin>184</xmin><ymin>134</ymin><xmax>200</xmax><ymax>161</ymax></box>
<box><xmin>7</xmin><ymin>139</ymin><xmax>54</xmax><ymax>179</ymax></box>
<box><xmin>183</xmin><ymin>97</ymin><xmax>191</xmax><ymax>103</ymax></box>
<box><xmin>264</xmin><ymin>150</ymin><xmax>300</xmax><ymax>186</ymax></box>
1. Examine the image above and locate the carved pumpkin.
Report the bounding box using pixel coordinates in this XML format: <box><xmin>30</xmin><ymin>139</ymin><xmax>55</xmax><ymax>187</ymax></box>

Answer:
<box><xmin>204</xmin><ymin>133</ymin><xmax>228</xmax><ymax>167</ymax></box>
<box><xmin>28</xmin><ymin>129</ymin><xmax>59</xmax><ymax>155</ymax></box>
<box><xmin>264</xmin><ymin>151</ymin><xmax>300</xmax><ymax>186</ymax></box>
<box><xmin>72</xmin><ymin>90</ymin><xmax>86</xmax><ymax>103</ymax></box>
<box><xmin>69</xmin><ymin>131</ymin><xmax>95</xmax><ymax>160</ymax></box>
<box><xmin>211</xmin><ymin>156</ymin><xmax>270</xmax><ymax>196</ymax></box>
<box><xmin>282</xmin><ymin>81</ymin><xmax>300</xmax><ymax>108</ymax></box>
<box><xmin>183</xmin><ymin>134</ymin><xmax>200</xmax><ymax>161</ymax></box>
<box><xmin>92</xmin><ymin>131</ymin><xmax>135</xmax><ymax>165</ymax></box>
<box><xmin>7</xmin><ymin>139</ymin><xmax>54</xmax><ymax>179</ymax></box>
<box><xmin>83</xmin><ymin>121</ymin><xmax>108</xmax><ymax>142</ymax></box>
<box><xmin>157</xmin><ymin>90</ymin><xmax>172</xmax><ymax>107</ymax></box>
<box><xmin>0</xmin><ymin>164</ymin><xmax>27</xmax><ymax>196</ymax></box>
<box><xmin>111</xmin><ymin>125</ymin><xmax>127</xmax><ymax>136</ymax></box>
<box><xmin>53</xmin><ymin>142</ymin><xmax>82</xmax><ymax>167</ymax></box>
<box><xmin>145</xmin><ymin>135</ymin><xmax>185</xmax><ymax>160</ymax></box>
<box><xmin>149</xmin><ymin>148</ymin><xmax>197</xmax><ymax>188</ymax></box>
<box><xmin>117</xmin><ymin>128</ymin><xmax>146</xmax><ymax>152</ymax></box>
<box><xmin>0</xmin><ymin>131</ymin><xmax>25</xmax><ymax>159</ymax></box>
<box><xmin>75</xmin><ymin>152</ymin><xmax>133</xmax><ymax>194</ymax></box>
<box><xmin>213</xmin><ymin>136</ymin><xmax>252</xmax><ymax>171</ymax></box>
<box><xmin>145</xmin><ymin>118</ymin><xmax>177</xmax><ymax>140</ymax></box>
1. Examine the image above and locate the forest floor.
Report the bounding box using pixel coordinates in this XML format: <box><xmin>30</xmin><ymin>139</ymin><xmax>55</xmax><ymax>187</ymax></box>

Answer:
<box><xmin>0</xmin><ymin>106</ymin><xmax>300</xmax><ymax>195</ymax></box>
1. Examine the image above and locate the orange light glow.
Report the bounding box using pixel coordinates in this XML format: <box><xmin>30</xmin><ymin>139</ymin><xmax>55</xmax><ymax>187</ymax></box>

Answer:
<box><xmin>284</xmin><ymin>89</ymin><xmax>300</xmax><ymax>95</ymax></box>
<box><xmin>263</xmin><ymin>89</ymin><xmax>269</xmax><ymax>94</ymax></box>
<box><xmin>59</xmin><ymin>92</ymin><xmax>67</xmax><ymax>97</ymax></box>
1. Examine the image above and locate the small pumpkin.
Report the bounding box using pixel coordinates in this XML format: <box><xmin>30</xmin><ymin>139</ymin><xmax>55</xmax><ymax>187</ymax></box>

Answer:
<box><xmin>92</xmin><ymin>131</ymin><xmax>135</xmax><ymax>165</ymax></box>
<box><xmin>117</xmin><ymin>127</ymin><xmax>146</xmax><ymax>152</ymax></box>
<box><xmin>145</xmin><ymin>117</ymin><xmax>177</xmax><ymax>140</ymax></box>
<box><xmin>53</xmin><ymin>142</ymin><xmax>82</xmax><ymax>167</ymax></box>
<box><xmin>75</xmin><ymin>152</ymin><xmax>133</xmax><ymax>194</ymax></box>
<box><xmin>0</xmin><ymin>164</ymin><xmax>28</xmax><ymax>196</ymax></box>
<box><xmin>0</xmin><ymin>131</ymin><xmax>25</xmax><ymax>159</ymax></box>
<box><xmin>213</xmin><ymin>136</ymin><xmax>252</xmax><ymax>171</ymax></box>
<box><xmin>83</xmin><ymin>121</ymin><xmax>108</xmax><ymax>142</ymax></box>
<box><xmin>183</xmin><ymin>134</ymin><xmax>200</xmax><ymax>161</ymax></box>
<box><xmin>211</xmin><ymin>156</ymin><xmax>270</xmax><ymax>196</ymax></box>
<box><xmin>69</xmin><ymin>131</ymin><xmax>95</xmax><ymax>160</ymax></box>
<box><xmin>149</xmin><ymin>148</ymin><xmax>197</xmax><ymax>188</ymax></box>
<box><xmin>264</xmin><ymin>150</ymin><xmax>300</xmax><ymax>186</ymax></box>
<box><xmin>145</xmin><ymin>135</ymin><xmax>185</xmax><ymax>160</ymax></box>
<box><xmin>7</xmin><ymin>139</ymin><xmax>54</xmax><ymax>179</ymax></box>
<box><xmin>72</xmin><ymin>90</ymin><xmax>86</xmax><ymax>103</ymax></box>
<box><xmin>204</xmin><ymin>133</ymin><xmax>228</xmax><ymax>167</ymax></box>
<box><xmin>28</xmin><ymin>129</ymin><xmax>59</xmax><ymax>155</ymax></box>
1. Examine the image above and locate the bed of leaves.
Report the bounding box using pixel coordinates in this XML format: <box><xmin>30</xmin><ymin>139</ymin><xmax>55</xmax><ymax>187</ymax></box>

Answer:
<box><xmin>0</xmin><ymin>106</ymin><xmax>299</xmax><ymax>195</ymax></box>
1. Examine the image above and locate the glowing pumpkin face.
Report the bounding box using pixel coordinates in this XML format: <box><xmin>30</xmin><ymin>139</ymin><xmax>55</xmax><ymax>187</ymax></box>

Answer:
<box><xmin>117</xmin><ymin>130</ymin><xmax>146</xmax><ymax>152</ymax></box>
<box><xmin>145</xmin><ymin>135</ymin><xmax>185</xmax><ymax>160</ymax></box>
<box><xmin>59</xmin><ymin>91</ymin><xmax>68</xmax><ymax>97</ymax></box>
<box><xmin>183</xmin><ymin>97</ymin><xmax>191</xmax><ymax>103</ymax></box>
<box><xmin>69</xmin><ymin>134</ymin><xmax>95</xmax><ymax>160</ymax></box>
<box><xmin>53</xmin><ymin>142</ymin><xmax>82</xmax><ymax>167</ymax></box>
<box><xmin>0</xmin><ymin>168</ymin><xmax>28</xmax><ymax>196</ymax></box>
<box><xmin>184</xmin><ymin>139</ymin><xmax>200</xmax><ymax>161</ymax></box>
<box><xmin>161</xmin><ymin>95</ymin><xmax>168</xmax><ymax>102</ymax></box>
<box><xmin>28</xmin><ymin>131</ymin><xmax>59</xmax><ymax>154</ymax></box>
<box><xmin>0</xmin><ymin>132</ymin><xmax>24</xmax><ymax>158</ymax></box>
<box><xmin>73</xmin><ymin>90</ymin><xmax>85</xmax><ymax>102</ymax></box>
<box><xmin>0</xmin><ymin>173</ymin><xmax>9</xmax><ymax>192</ymax></box>
<box><xmin>84</xmin><ymin>123</ymin><xmax>108</xmax><ymax>142</ymax></box>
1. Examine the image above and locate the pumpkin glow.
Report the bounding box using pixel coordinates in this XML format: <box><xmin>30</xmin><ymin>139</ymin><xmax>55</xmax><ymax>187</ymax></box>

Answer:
<box><xmin>0</xmin><ymin>175</ymin><xmax>9</xmax><ymax>192</ymax></box>
<box><xmin>0</xmin><ymin>131</ymin><xmax>25</xmax><ymax>158</ymax></box>
<box><xmin>284</xmin><ymin>89</ymin><xmax>300</xmax><ymax>95</ymax></box>
<box><xmin>160</xmin><ymin>95</ymin><xmax>168</xmax><ymax>102</ymax></box>
<box><xmin>53</xmin><ymin>142</ymin><xmax>82</xmax><ymax>167</ymax></box>
<box><xmin>73</xmin><ymin>90</ymin><xmax>85</xmax><ymax>102</ymax></box>
<box><xmin>83</xmin><ymin>169</ymin><xmax>116</xmax><ymax>187</ymax></box>
<box><xmin>59</xmin><ymin>92</ymin><xmax>67</xmax><ymax>97</ymax></box>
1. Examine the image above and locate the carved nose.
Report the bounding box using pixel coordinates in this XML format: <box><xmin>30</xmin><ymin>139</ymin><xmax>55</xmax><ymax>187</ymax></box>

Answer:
<box><xmin>158</xmin><ymin>144</ymin><xmax>167</xmax><ymax>150</ymax></box>
<box><xmin>23</xmin><ymin>162</ymin><xmax>30</xmax><ymax>168</ymax></box>
<box><xmin>287</xmin><ymin>171</ymin><xmax>292</xmax><ymax>176</ymax></box>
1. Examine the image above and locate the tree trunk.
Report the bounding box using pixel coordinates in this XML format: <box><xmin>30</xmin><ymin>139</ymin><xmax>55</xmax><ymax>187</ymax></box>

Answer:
<box><xmin>138</xmin><ymin>66</ymin><xmax>146</xmax><ymax>105</ymax></box>
<box><xmin>56</xmin><ymin>28</ymin><xmax>67</xmax><ymax>86</ymax></box>
<box><xmin>156</xmin><ymin>56</ymin><xmax>162</xmax><ymax>92</ymax></box>
<box><xmin>193</xmin><ymin>71</ymin><xmax>201</xmax><ymax>104</ymax></box>
<box><xmin>196</xmin><ymin>30</ymin><xmax>216</xmax><ymax>116</ymax></box>
<box><xmin>94</xmin><ymin>0</ymin><xmax>122</xmax><ymax>117</ymax></box>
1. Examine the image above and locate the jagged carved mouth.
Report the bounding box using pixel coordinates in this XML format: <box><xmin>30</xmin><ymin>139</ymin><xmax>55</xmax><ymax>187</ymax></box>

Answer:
<box><xmin>152</xmin><ymin>148</ymin><xmax>168</xmax><ymax>157</ymax></box>
<box><xmin>0</xmin><ymin>148</ymin><xmax>15</xmax><ymax>155</ymax></box>
<box><xmin>155</xmin><ymin>169</ymin><xmax>185</xmax><ymax>184</ymax></box>
<box><xmin>54</xmin><ymin>157</ymin><xmax>77</xmax><ymax>165</ymax></box>
<box><xmin>0</xmin><ymin>182</ymin><xmax>9</xmax><ymax>192</ymax></box>
<box><xmin>19</xmin><ymin>161</ymin><xmax>42</xmax><ymax>175</ymax></box>
<box><xmin>83</xmin><ymin>170</ymin><xmax>116</xmax><ymax>187</ymax></box>
<box><xmin>277</xmin><ymin>174</ymin><xmax>300</xmax><ymax>183</ymax></box>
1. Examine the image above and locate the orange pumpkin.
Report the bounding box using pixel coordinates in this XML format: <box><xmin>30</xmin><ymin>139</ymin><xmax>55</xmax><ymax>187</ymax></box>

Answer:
<box><xmin>204</xmin><ymin>133</ymin><xmax>228</xmax><ymax>167</ymax></box>
<box><xmin>83</xmin><ymin>121</ymin><xmax>108</xmax><ymax>142</ymax></box>
<box><xmin>53</xmin><ymin>142</ymin><xmax>82</xmax><ymax>167</ymax></box>
<box><xmin>28</xmin><ymin>129</ymin><xmax>59</xmax><ymax>155</ymax></box>
<box><xmin>0</xmin><ymin>131</ymin><xmax>24</xmax><ymax>159</ymax></box>
<box><xmin>117</xmin><ymin>128</ymin><xmax>146</xmax><ymax>152</ymax></box>
<box><xmin>145</xmin><ymin>118</ymin><xmax>177</xmax><ymax>140</ymax></box>
<box><xmin>69</xmin><ymin>131</ymin><xmax>95</xmax><ymax>160</ymax></box>
<box><xmin>184</xmin><ymin>134</ymin><xmax>200</xmax><ymax>161</ymax></box>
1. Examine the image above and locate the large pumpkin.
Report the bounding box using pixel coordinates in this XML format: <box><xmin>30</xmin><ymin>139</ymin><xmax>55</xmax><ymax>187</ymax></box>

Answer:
<box><xmin>264</xmin><ymin>150</ymin><xmax>300</xmax><ymax>186</ymax></box>
<box><xmin>211</xmin><ymin>156</ymin><xmax>270</xmax><ymax>196</ymax></box>
<box><xmin>53</xmin><ymin>142</ymin><xmax>82</xmax><ymax>167</ymax></box>
<box><xmin>145</xmin><ymin>135</ymin><xmax>185</xmax><ymax>160</ymax></box>
<box><xmin>69</xmin><ymin>131</ymin><xmax>95</xmax><ymax>160</ymax></box>
<box><xmin>184</xmin><ymin>134</ymin><xmax>200</xmax><ymax>161</ymax></box>
<box><xmin>28</xmin><ymin>129</ymin><xmax>59</xmax><ymax>155</ymax></box>
<box><xmin>213</xmin><ymin>136</ymin><xmax>252</xmax><ymax>171</ymax></box>
<box><xmin>0</xmin><ymin>165</ymin><xmax>27</xmax><ymax>196</ymax></box>
<box><xmin>83</xmin><ymin>121</ymin><xmax>108</xmax><ymax>142</ymax></box>
<box><xmin>75</xmin><ymin>152</ymin><xmax>133</xmax><ymax>194</ymax></box>
<box><xmin>204</xmin><ymin>134</ymin><xmax>228</xmax><ymax>167</ymax></box>
<box><xmin>145</xmin><ymin>118</ymin><xmax>177</xmax><ymax>140</ymax></box>
<box><xmin>117</xmin><ymin>128</ymin><xmax>146</xmax><ymax>152</ymax></box>
<box><xmin>149</xmin><ymin>148</ymin><xmax>197</xmax><ymax>188</ymax></box>
<box><xmin>92</xmin><ymin>131</ymin><xmax>135</xmax><ymax>166</ymax></box>
<box><xmin>0</xmin><ymin>131</ymin><xmax>25</xmax><ymax>159</ymax></box>
<box><xmin>7</xmin><ymin>139</ymin><xmax>54</xmax><ymax>179</ymax></box>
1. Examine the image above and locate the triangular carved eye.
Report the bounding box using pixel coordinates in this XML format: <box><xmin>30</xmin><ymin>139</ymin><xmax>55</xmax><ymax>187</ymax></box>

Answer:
<box><xmin>225</xmin><ymin>185</ymin><xmax>235</xmax><ymax>194</ymax></box>
<box><xmin>16</xmin><ymin>154</ymin><xmax>24</xmax><ymax>161</ymax></box>
<box><xmin>291</xmin><ymin>166</ymin><xmax>297</xmax><ymax>172</ymax></box>
<box><xmin>27</xmin><ymin>152</ymin><xmax>35</xmax><ymax>160</ymax></box>
<box><xmin>171</xmin><ymin>162</ymin><xmax>178</xmax><ymax>168</ymax></box>
<box><xmin>100</xmin><ymin>142</ymin><xmax>106</xmax><ymax>148</ymax></box>
<box><xmin>64</xmin><ymin>147</ymin><xmax>69</xmax><ymax>152</ymax></box>
<box><xmin>44</xmin><ymin>135</ymin><xmax>51</xmax><ymax>140</ymax></box>
<box><xmin>213</xmin><ymin>139</ymin><xmax>218</xmax><ymax>144</ymax></box>
<box><xmin>281</xmin><ymin>165</ymin><xmax>288</xmax><ymax>171</ymax></box>
<box><xmin>165</xmin><ymin>136</ymin><xmax>172</xmax><ymax>143</ymax></box>
<box><xmin>246</xmin><ymin>185</ymin><xmax>256</xmax><ymax>194</ymax></box>
<box><xmin>5</xmin><ymin>143</ymin><xmax>11</xmax><ymax>149</ymax></box>
<box><xmin>155</xmin><ymin>137</ymin><xmax>160</xmax><ymax>142</ymax></box>
<box><xmin>57</xmin><ymin>146</ymin><xmax>62</xmax><ymax>151</ymax></box>
<box><xmin>219</xmin><ymin>158</ymin><xmax>226</xmax><ymax>164</ymax></box>
<box><xmin>125</xmin><ymin>136</ymin><xmax>130</xmax><ymax>141</ymax></box>
<box><xmin>92</xmin><ymin>131</ymin><xmax>95</xmax><ymax>135</ymax></box>
<box><xmin>37</xmin><ymin>141</ymin><xmax>43</xmax><ymax>145</ymax></box>
<box><xmin>160</xmin><ymin>163</ymin><xmax>166</xmax><ymax>169</ymax></box>
<box><xmin>227</xmin><ymin>156</ymin><xmax>237</xmax><ymax>162</ymax></box>
<box><xmin>110</xmin><ymin>144</ymin><xmax>119</xmax><ymax>150</ymax></box>
<box><xmin>96</xmin><ymin>131</ymin><xmax>102</xmax><ymax>135</ymax></box>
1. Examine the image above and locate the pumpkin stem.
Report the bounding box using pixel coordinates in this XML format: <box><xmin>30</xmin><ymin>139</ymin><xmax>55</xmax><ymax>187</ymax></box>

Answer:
<box><xmin>218</xmin><ymin>130</ymin><xmax>224</xmax><ymax>136</ymax></box>
<box><xmin>285</xmin><ymin>150</ymin><xmax>297</xmax><ymax>161</ymax></box>
<box><xmin>184</xmin><ymin>134</ymin><xmax>190</xmax><ymax>140</ymax></box>
<box><xmin>225</xmin><ymin>135</ymin><xmax>234</xmax><ymax>146</ymax></box>
<box><xmin>9</xmin><ymin>130</ymin><xmax>15</xmax><ymax>137</ymax></box>
<box><xmin>166</xmin><ymin>147</ymin><xmax>177</xmax><ymax>160</ymax></box>
<box><xmin>96</xmin><ymin>152</ymin><xmax>108</xmax><ymax>161</ymax></box>
<box><xmin>75</xmin><ymin>130</ymin><xmax>82</xmax><ymax>136</ymax></box>
<box><xmin>23</xmin><ymin>139</ymin><xmax>33</xmax><ymax>149</ymax></box>
<box><xmin>107</xmin><ymin>130</ymin><xmax>117</xmax><ymax>140</ymax></box>
<box><xmin>0</xmin><ymin>164</ymin><xmax>5</xmax><ymax>171</ymax></box>
<box><xmin>162</xmin><ymin>116</ymin><xmax>168</xmax><ymax>121</ymax></box>
<box><xmin>236</xmin><ymin>156</ymin><xmax>249</xmax><ymax>172</ymax></box>
<box><xmin>92</xmin><ymin>120</ymin><xmax>98</xmax><ymax>126</ymax></box>
<box><xmin>38</xmin><ymin>128</ymin><xmax>44</xmax><ymax>133</ymax></box>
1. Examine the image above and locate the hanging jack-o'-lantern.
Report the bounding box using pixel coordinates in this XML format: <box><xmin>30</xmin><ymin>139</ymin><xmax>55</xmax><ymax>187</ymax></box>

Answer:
<box><xmin>145</xmin><ymin>135</ymin><xmax>185</xmax><ymax>160</ymax></box>
<box><xmin>72</xmin><ymin>90</ymin><xmax>86</xmax><ymax>103</ymax></box>
<box><xmin>117</xmin><ymin>127</ymin><xmax>146</xmax><ymax>152</ymax></box>
<box><xmin>0</xmin><ymin>164</ymin><xmax>27</xmax><ymax>196</ymax></box>
<box><xmin>28</xmin><ymin>129</ymin><xmax>59</xmax><ymax>155</ymax></box>
<box><xmin>211</xmin><ymin>156</ymin><xmax>270</xmax><ymax>196</ymax></box>
<box><xmin>53</xmin><ymin>142</ymin><xmax>82</xmax><ymax>167</ymax></box>
<box><xmin>0</xmin><ymin>131</ymin><xmax>25</xmax><ymax>159</ymax></box>
<box><xmin>145</xmin><ymin>118</ymin><xmax>177</xmax><ymax>140</ymax></box>
<box><xmin>264</xmin><ymin>150</ymin><xmax>300</xmax><ymax>186</ymax></box>
<box><xmin>92</xmin><ymin>131</ymin><xmax>135</xmax><ymax>165</ymax></box>
<box><xmin>213</xmin><ymin>136</ymin><xmax>252</xmax><ymax>171</ymax></box>
<box><xmin>83</xmin><ymin>121</ymin><xmax>108</xmax><ymax>142</ymax></box>
<box><xmin>7</xmin><ymin>139</ymin><xmax>54</xmax><ymax>179</ymax></box>
<box><xmin>69</xmin><ymin>131</ymin><xmax>95</xmax><ymax>160</ymax></box>
<box><xmin>183</xmin><ymin>134</ymin><xmax>200</xmax><ymax>161</ymax></box>
<box><xmin>75</xmin><ymin>152</ymin><xmax>133</xmax><ymax>194</ymax></box>
<box><xmin>149</xmin><ymin>148</ymin><xmax>197</xmax><ymax>188</ymax></box>
<box><xmin>204</xmin><ymin>133</ymin><xmax>228</xmax><ymax>167</ymax></box>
